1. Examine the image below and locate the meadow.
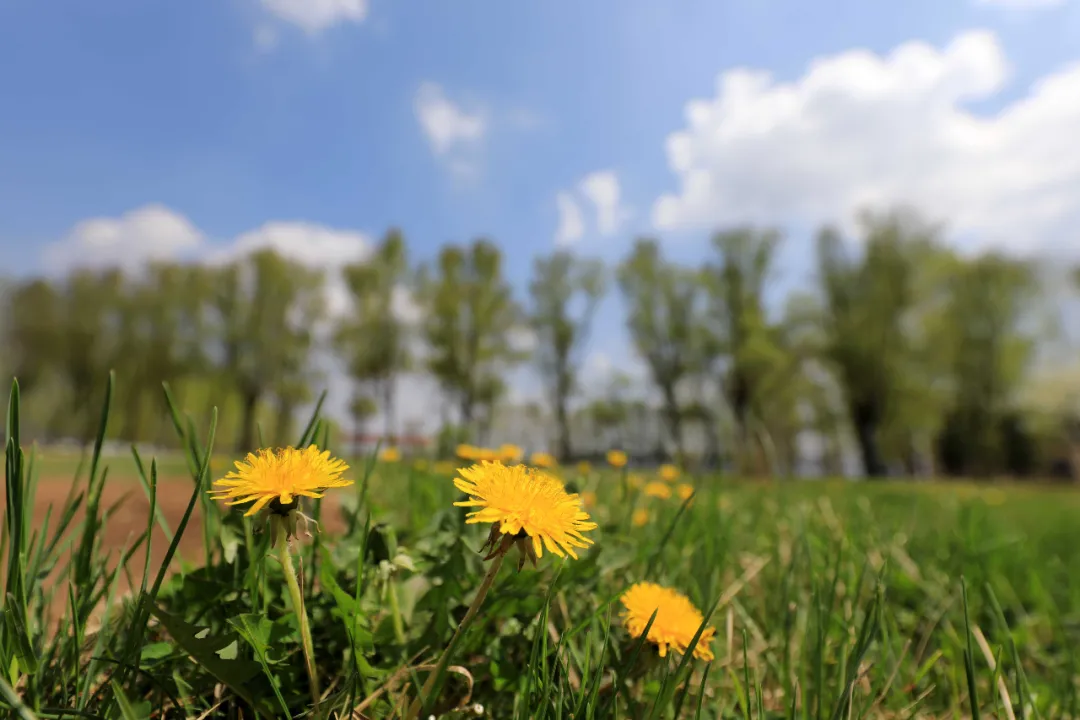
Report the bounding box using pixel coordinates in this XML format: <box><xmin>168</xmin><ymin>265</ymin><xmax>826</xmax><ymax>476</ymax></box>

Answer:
<box><xmin>3</xmin><ymin>377</ymin><xmax>1080</xmax><ymax>719</ymax></box>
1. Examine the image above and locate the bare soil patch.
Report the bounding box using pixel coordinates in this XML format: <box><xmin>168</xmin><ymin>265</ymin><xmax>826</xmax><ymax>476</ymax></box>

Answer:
<box><xmin>8</xmin><ymin>475</ymin><xmax>348</xmax><ymax>625</ymax></box>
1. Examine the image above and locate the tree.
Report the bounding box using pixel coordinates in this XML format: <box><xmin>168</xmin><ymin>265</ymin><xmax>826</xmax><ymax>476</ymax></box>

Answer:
<box><xmin>700</xmin><ymin>227</ymin><xmax>786</xmax><ymax>473</ymax></box>
<box><xmin>814</xmin><ymin>209</ymin><xmax>939</xmax><ymax>477</ymax></box>
<box><xmin>419</xmin><ymin>239</ymin><xmax>522</xmax><ymax>439</ymax></box>
<box><xmin>4</xmin><ymin>278</ymin><xmax>62</xmax><ymax>396</ymax></box>
<box><xmin>336</xmin><ymin>230</ymin><xmax>412</xmax><ymax>445</ymax></box>
<box><xmin>348</xmin><ymin>393</ymin><xmax>378</xmax><ymax>458</ymax></box>
<box><xmin>585</xmin><ymin>371</ymin><xmax>633</xmax><ymax>450</ymax></box>
<box><xmin>208</xmin><ymin>249</ymin><xmax>325</xmax><ymax>452</ymax></box>
<box><xmin>118</xmin><ymin>262</ymin><xmax>210</xmax><ymax>442</ymax></box>
<box><xmin>936</xmin><ymin>254</ymin><xmax>1039</xmax><ymax>476</ymax></box>
<box><xmin>528</xmin><ymin>251</ymin><xmax>607</xmax><ymax>461</ymax></box>
<box><xmin>60</xmin><ymin>269</ymin><xmax>127</xmax><ymax>441</ymax></box>
<box><xmin>617</xmin><ymin>239</ymin><xmax>704</xmax><ymax>460</ymax></box>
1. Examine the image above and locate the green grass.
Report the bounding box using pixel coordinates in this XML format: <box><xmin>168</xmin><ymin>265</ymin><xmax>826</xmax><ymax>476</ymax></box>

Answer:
<box><xmin>27</xmin><ymin>449</ymin><xmax>217</xmax><ymax>481</ymax></box>
<box><xmin>3</xmin><ymin>375</ymin><xmax>1080</xmax><ymax>718</ymax></box>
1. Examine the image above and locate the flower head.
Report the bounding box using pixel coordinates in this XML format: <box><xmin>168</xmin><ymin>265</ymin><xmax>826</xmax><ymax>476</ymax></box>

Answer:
<box><xmin>453</xmin><ymin>461</ymin><xmax>596</xmax><ymax>566</ymax></box>
<box><xmin>606</xmin><ymin>450</ymin><xmax>628</xmax><ymax>468</ymax></box>
<box><xmin>580</xmin><ymin>490</ymin><xmax>597</xmax><ymax>509</ymax></box>
<box><xmin>209</xmin><ymin>445</ymin><xmax>352</xmax><ymax>517</ymax></box>
<box><xmin>632</xmin><ymin>508</ymin><xmax>650</xmax><ymax>527</ymax></box>
<box><xmin>498</xmin><ymin>444</ymin><xmax>524</xmax><ymax>462</ymax></box>
<box><xmin>620</xmin><ymin>582</ymin><xmax>716</xmax><ymax>661</ymax></box>
<box><xmin>530</xmin><ymin>451</ymin><xmax>558</xmax><ymax>468</ymax></box>
<box><xmin>456</xmin><ymin>444</ymin><xmax>480</xmax><ymax>460</ymax></box>
<box><xmin>457</xmin><ymin>444</ymin><xmax>498</xmax><ymax>462</ymax></box>
<box><xmin>659</xmin><ymin>464</ymin><xmax>680</xmax><ymax>483</ymax></box>
<box><xmin>434</xmin><ymin>460</ymin><xmax>457</xmax><ymax>475</ymax></box>
<box><xmin>644</xmin><ymin>481</ymin><xmax>673</xmax><ymax>500</ymax></box>
<box><xmin>577</xmin><ymin>460</ymin><xmax>592</xmax><ymax>475</ymax></box>
<box><xmin>379</xmin><ymin>446</ymin><xmax>401</xmax><ymax>463</ymax></box>
<box><xmin>628</xmin><ymin>473</ymin><xmax>644</xmax><ymax>489</ymax></box>
<box><xmin>413</xmin><ymin>458</ymin><xmax>429</xmax><ymax>471</ymax></box>
<box><xmin>676</xmin><ymin>483</ymin><xmax>695</xmax><ymax>501</ymax></box>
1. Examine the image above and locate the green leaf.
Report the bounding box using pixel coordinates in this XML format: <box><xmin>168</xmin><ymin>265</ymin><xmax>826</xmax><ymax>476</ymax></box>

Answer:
<box><xmin>0</xmin><ymin>673</ymin><xmax>37</xmax><ymax>719</ymax></box>
<box><xmin>229</xmin><ymin>613</ymin><xmax>294</xmax><ymax>717</ymax></box>
<box><xmin>109</xmin><ymin>681</ymin><xmax>151</xmax><ymax>720</ymax></box>
<box><xmin>148</xmin><ymin>602</ymin><xmax>276</xmax><ymax>716</ymax></box>
<box><xmin>219</xmin><ymin>524</ymin><xmax>242</xmax><ymax>565</ymax></box>
<box><xmin>229</xmin><ymin>613</ymin><xmax>297</xmax><ymax>665</ymax></box>
<box><xmin>139</xmin><ymin>643</ymin><xmax>174</xmax><ymax>662</ymax></box>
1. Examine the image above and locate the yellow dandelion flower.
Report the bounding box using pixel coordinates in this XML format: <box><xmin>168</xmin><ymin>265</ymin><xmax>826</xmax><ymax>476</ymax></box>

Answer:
<box><xmin>379</xmin><ymin>446</ymin><xmax>401</xmax><ymax>463</ymax></box>
<box><xmin>580</xmin><ymin>490</ymin><xmax>597</xmax><ymax>509</ymax></box>
<box><xmin>628</xmin><ymin>473</ymin><xmax>644</xmax><ymax>489</ymax></box>
<box><xmin>632</xmin><ymin>508</ymin><xmax>650</xmax><ymax>527</ymax></box>
<box><xmin>530</xmin><ymin>451</ymin><xmax>558</xmax><ymax>468</ymax></box>
<box><xmin>209</xmin><ymin>446</ymin><xmax>352</xmax><ymax>517</ymax></box>
<box><xmin>620</xmin><ymin>582</ymin><xmax>716</xmax><ymax>661</ymax></box>
<box><xmin>433</xmin><ymin>460</ymin><xmax>456</xmax><ymax>475</ymax></box>
<box><xmin>676</xmin><ymin>483</ymin><xmax>695</xmax><ymax>501</ymax></box>
<box><xmin>606</xmin><ymin>450</ymin><xmax>628</xmax><ymax>468</ymax></box>
<box><xmin>577</xmin><ymin>461</ymin><xmax>592</xmax><ymax>475</ymax></box>
<box><xmin>644</xmin><ymin>481</ymin><xmax>673</xmax><ymax>500</ymax></box>
<box><xmin>498</xmin><ymin>444</ymin><xmax>524</xmax><ymax>462</ymax></box>
<box><xmin>456</xmin><ymin>444</ymin><xmax>481</xmax><ymax>460</ymax></box>
<box><xmin>453</xmin><ymin>461</ymin><xmax>596</xmax><ymax>561</ymax></box>
<box><xmin>413</xmin><ymin>458</ymin><xmax>429</xmax><ymax>471</ymax></box>
<box><xmin>659</xmin><ymin>464</ymin><xmax>680</xmax><ymax>483</ymax></box>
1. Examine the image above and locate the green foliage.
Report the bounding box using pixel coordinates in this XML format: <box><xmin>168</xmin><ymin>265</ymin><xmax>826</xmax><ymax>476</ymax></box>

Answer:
<box><xmin>5</xmin><ymin>206</ymin><xmax>1079</xmax><ymax>479</ymax></box>
<box><xmin>618</xmin><ymin>239</ymin><xmax>706</xmax><ymax>459</ymax></box>
<box><xmin>700</xmin><ymin>227</ymin><xmax>795</xmax><ymax>473</ymax></box>
<box><xmin>338</xmin><ymin>229</ymin><xmax>413</xmax><ymax>443</ymax></box>
<box><xmin>811</xmin><ymin>210</ymin><xmax>945</xmax><ymax>476</ymax></box>
<box><xmin>3</xmin><ymin>377</ymin><xmax>1080</xmax><ymax>718</ymax></box>
<box><xmin>529</xmin><ymin>250</ymin><xmax>607</xmax><ymax>461</ymax></box>
<box><xmin>419</xmin><ymin>239</ymin><xmax>522</xmax><ymax>442</ymax></box>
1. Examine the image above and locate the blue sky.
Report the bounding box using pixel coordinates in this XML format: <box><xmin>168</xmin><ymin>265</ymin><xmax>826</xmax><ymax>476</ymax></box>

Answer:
<box><xmin>2</xmin><ymin>0</ymin><xmax>1079</xmax><ymax>423</ymax></box>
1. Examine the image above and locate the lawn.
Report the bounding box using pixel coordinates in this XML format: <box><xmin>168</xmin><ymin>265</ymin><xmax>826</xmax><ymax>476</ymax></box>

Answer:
<box><xmin>3</xmin><ymin>389</ymin><xmax>1080</xmax><ymax>718</ymax></box>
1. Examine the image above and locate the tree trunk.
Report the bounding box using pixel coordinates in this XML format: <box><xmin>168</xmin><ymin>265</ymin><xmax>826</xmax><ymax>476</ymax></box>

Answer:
<box><xmin>460</xmin><ymin>394</ymin><xmax>475</xmax><ymax>442</ymax></box>
<box><xmin>383</xmin><ymin>378</ymin><xmax>396</xmax><ymax>446</ymax></box>
<box><xmin>666</xmin><ymin>407</ymin><xmax>685</xmax><ymax>463</ymax></box>
<box><xmin>239</xmin><ymin>388</ymin><xmax>260</xmax><ymax>452</ymax></box>
<box><xmin>852</xmin><ymin>404</ymin><xmax>885</xmax><ymax>478</ymax></box>
<box><xmin>555</xmin><ymin>395</ymin><xmax>572</xmax><ymax>462</ymax></box>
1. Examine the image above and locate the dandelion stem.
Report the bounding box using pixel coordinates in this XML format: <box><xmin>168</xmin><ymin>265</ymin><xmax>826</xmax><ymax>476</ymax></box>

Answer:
<box><xmin>274</xmin><ymin>517</ymin><xmax>322</xmax><ymax>715</ymax></box>
<box><xmin>405</xmin><ymin>552</ymin><xmax>505</xmax><ymax>720</ymax></box>
<box><xmin>388</xmin><ymin>579</ymin><xmax>407</xmax><ymax>646</ymax></box>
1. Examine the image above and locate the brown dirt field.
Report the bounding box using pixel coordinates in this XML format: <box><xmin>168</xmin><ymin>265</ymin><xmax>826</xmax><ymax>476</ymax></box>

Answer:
<box><xmin>9</xmin><ymin>475</ymin><xmax>349</xmax><ymax>626</ymax></box>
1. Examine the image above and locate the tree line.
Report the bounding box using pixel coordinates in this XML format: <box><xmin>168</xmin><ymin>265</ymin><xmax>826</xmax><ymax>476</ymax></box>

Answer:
<box><xmin>5</xmin><ymin>208</ymin><xmax>1080</xmax><ymax>480</ymax></box>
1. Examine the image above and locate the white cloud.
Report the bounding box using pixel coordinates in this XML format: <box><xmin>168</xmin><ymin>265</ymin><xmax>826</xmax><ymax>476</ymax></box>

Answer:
<box><xmin>221</xmin><ymin>221</ymin><xmax>372</xmax><ymax>316</ymax></box>
<box><xmin>414</xmin><ymin>82</ymin><xmax>486</xmax><ymax>156</ymax></box>
<box><xmin>227</xmin><ymin>221</ymin><xmax>371</xmax><ymax>267</ymax></box>
<box><xmin>42</xmin><ymin>206</ymin><xmax>427</xmax><ymax>323</ymax></box>
<box><xmin>259</xmin><ymin>0</ymin><xmax>368</xmax><ymax>34</ymax></box>
<box><xmin>552</xmin><ymin>170</ymin><xmax>630</xmax><ymax>246</ymax></box>
<box><xmin>652</xmin><ymin>29</ymin><xmax>1080</xmax><ymax>254</ymax></box>
<box><xmin>43</xmin><ymin>204</ymin><xmax>204</xmax><ymax>273</ymax></box>
<box><xmin>579</xmin><ymin>170</ymin><xmax>626</xmax><ymax>236</ymax></box>
<box><xmin>554</xmin><ymin>192</ymin><xmax>585</xmax><ymax>246</ymax></box>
